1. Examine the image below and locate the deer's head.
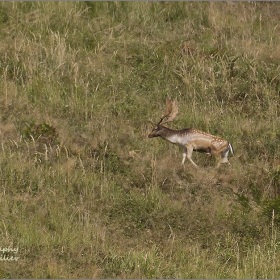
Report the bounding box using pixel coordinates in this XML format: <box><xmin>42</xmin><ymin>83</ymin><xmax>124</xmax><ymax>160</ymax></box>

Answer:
<box><xmin>148</xmin><ymin>98</ymin><xmax>178</xmax><ymax>138</ymax></box>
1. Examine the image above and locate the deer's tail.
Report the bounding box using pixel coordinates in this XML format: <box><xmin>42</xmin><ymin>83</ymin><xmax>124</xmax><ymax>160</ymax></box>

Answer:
<box><xmin>229</xmin><ymin>143</ymin><xmax>234</xmax><ymax>155</ymax></box>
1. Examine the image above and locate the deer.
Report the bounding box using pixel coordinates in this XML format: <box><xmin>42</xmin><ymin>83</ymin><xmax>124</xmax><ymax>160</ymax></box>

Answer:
<box><xmin>148</xmin><ymin>98</ymin><xmax>234</xmax><ymax>168</ymax></box>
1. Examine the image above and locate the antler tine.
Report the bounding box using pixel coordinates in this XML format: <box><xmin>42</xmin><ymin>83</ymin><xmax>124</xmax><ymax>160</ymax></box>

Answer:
<box><xmin>157</xmin><ymin>98</ymin><xmax>172</xmax><ymax>124</ymax></box>
<box><xmin>160</xmin><ymin>98</ymin><xmax>178</xmax><ymax>125</ymax></box>
<box><xmin>163</xmin><ymin>98</ymin><xmax>173</xmax><ymax>118</ymax></box>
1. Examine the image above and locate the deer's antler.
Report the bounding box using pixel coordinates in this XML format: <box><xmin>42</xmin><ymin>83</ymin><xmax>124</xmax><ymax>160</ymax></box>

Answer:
<box><xmin>158</xmin><ymin>98</ymin><xmax>178</xmax><ymax>125</ymax></box>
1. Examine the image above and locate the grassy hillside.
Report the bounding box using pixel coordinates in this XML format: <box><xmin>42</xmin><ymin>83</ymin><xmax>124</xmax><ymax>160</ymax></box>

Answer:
<box><xmin>0</xmin><ymin>1</ymin><xmax>280</xmax><ymax>278</ymax></box>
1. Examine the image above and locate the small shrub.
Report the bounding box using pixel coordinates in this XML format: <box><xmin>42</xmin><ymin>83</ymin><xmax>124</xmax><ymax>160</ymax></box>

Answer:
<box><xmin>263</xmin><ymin>196</ymin><xmax>280</xmax><ymax>227</ymax></box>
<box><xmin>22</xmin><ymin>121</ymin><xmax>58</xmax><ymax>144</ymax></box>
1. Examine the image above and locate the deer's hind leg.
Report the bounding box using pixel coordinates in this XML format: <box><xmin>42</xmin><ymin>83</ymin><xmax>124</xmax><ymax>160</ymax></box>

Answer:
<box><xmin>217</xmin><ymin>148</ymin><xmax>230</xmax><ymax>168</ymax></box>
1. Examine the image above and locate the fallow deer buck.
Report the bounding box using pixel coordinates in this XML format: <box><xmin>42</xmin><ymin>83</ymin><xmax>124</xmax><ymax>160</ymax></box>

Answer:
<box><xmin>148</xmin><ymin>98</ymin><xmax>234</xmax><ymax>167</ymax></box>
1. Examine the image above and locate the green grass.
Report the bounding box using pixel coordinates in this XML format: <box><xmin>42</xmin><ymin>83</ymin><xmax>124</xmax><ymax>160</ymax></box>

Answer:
<box><xmin>0</xmin><ymin>1</ymin><xmax>280</xmax><ymax>278</ymax></box>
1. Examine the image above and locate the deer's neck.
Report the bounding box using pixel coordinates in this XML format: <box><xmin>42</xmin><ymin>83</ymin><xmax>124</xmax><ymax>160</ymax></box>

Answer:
<box><xmin>160</xmin><ymin>126</ymin><xmax>190</xmax><ymax>144</ymax></box>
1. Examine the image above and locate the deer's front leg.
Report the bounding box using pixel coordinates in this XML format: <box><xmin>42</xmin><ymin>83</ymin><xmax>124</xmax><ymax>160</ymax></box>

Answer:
<box><xmin>182</xmin><ymin>148</ymin><xmax>187</xmax><ymax>164</ymax></box>
<box><xmin>183</xmin><ymin>146</ymin><xmax>198</xmax><ymax>167</ymax></box>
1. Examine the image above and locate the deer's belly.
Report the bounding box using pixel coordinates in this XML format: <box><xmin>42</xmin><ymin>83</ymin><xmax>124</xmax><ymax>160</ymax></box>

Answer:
<box><xmin>193</xmin><ymin>147</ymin><xmax>211</xmax><ymax>153</ymax></box>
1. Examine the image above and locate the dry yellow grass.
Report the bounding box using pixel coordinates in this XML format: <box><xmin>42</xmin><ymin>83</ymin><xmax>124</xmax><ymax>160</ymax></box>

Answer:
<box><xmin>0</xmin><ymin>1</ymin><xmax>279</xmax><ymax>278</ymax></box>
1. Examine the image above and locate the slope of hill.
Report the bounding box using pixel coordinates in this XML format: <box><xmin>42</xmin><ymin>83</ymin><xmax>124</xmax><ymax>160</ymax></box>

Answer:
<box><xmin>0</xmin><ymin>2</ymin><xmax>279</xmax><ymax>278</ymax></box>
